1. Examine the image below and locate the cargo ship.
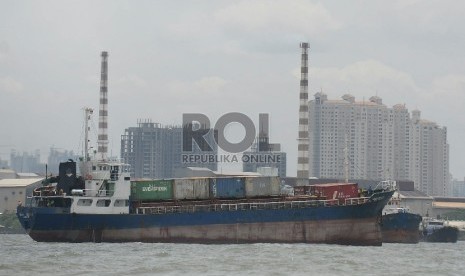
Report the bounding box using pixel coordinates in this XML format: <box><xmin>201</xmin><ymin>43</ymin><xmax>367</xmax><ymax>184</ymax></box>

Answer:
<box><xmin>16</xmin><ymin>51</ymin><xmax>394</xmax><ymax>245</ymax></box>
<box><xmin>16</xmin><ymin>165</ymin><xmax>394</xmax><ymax>245</ymax></box>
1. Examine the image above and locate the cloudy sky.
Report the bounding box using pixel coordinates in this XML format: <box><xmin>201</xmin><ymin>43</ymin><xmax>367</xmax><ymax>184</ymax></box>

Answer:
<box><xmin>1</xmin><ymin>0</ymin><xmax>464</xmax><ymax>179</ymax></box>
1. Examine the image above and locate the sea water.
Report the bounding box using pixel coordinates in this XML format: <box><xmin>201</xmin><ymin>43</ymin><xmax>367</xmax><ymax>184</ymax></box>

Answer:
<box><xmin>1</xmin><ymin>234</ymin><xmax>464</xmax><ymax>276</ymax></box>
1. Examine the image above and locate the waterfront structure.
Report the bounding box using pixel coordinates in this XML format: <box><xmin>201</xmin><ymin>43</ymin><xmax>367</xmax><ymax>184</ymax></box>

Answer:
<box><xmin>0</xmin><ymin>169</ymin><xmax>16</xmax><ymax>180</ymax></box>
<box><xmin>307</xmin><ymin>93</ymin><xmax>449</xmax><ymax>196</ymax></box>
<box><xmin>0</xmin><ymin>178</ymin><xmax>43</xmax><ymax>213</ymax></box>
<box><xmin>120</xmin><ymin>120</ymin><xmax>218</xmax><ymax>179</ymax></box>
<box><xmin>395</xmin><ymin>189</ymin><xmax>433</xmax><ymax>217</ymax></box>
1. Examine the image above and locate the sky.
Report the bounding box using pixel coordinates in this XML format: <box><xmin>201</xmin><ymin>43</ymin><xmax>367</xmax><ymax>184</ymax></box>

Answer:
<box><xmin>1</xmin><ymin>0</ymin><xmax>464</xmax><ymax>179</ymax></box>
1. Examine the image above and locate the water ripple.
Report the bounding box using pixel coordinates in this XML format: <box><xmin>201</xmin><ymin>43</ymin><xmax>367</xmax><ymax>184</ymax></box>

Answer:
<box><xmin>1</xmin><ymin>235</ymin><xmax>465</xmax><ymax>276</ymax></box>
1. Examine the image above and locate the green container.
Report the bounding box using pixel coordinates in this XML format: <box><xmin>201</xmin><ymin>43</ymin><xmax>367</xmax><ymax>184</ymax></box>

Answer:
<box><xmin>130</xmin><ymin>179</ymin><xmax>174</xmax><ymax>201</ymax></box>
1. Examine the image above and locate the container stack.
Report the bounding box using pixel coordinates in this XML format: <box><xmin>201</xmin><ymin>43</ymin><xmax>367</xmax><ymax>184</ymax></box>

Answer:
<box><xmin>294</xmin><ymin>183</ymin><xmax>359</xmax><ymax>202</ymax></box>
<box><xmin>130</xmin><ymin>176</ymin><xmax>282</xmax><ymax>202</ymax></box>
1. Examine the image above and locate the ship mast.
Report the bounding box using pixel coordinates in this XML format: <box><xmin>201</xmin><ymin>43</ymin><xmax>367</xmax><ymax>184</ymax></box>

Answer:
<box><xmin>97</xmin><ymin>51</ymin><xmax>109</xmax><ymax>161</ymax></box>
<box><xmin>84</xmin><ymin>107</ymin><xmax>93</xmax><ymax>161</ymax></box>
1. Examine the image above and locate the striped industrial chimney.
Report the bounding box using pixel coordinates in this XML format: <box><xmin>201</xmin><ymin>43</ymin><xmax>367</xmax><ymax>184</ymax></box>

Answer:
<box><xmin>297</xmin><ymin>43</ymin><xmax>309</xmax><ymax>186</ymax></box>
<box><xmin>97</xmin><ymin>51</ymin><xmax>109</xmax><ymax>160</ymax></box>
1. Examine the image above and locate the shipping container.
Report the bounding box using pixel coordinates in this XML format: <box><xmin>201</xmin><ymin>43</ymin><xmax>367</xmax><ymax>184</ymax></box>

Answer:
<box><xmin>209</xmin><ymin>177</ymin><xmax>245</xmax><ymax>199</ymax></box>
<box><xmin>310</xmin><ymin>183</ymin><xmax>359</xmax><ymax>202</ymax></box>
<box><xmin>293</xmin><ymin>185</ymin><xmax>312</xmax><ymax>196</ymax></box>
<box><xmin>173</xmin><ymin>178</ymin><xmax>210</xmax><ymax>200</ymax></box>
<box><xmin>130</xmin><ymin>179</ymin><xmax>174</xmax><ymax>201</ymax></box>
<box><xmin>245</xmin><ymin>176</ymin><xmax>280</xmax><ymax>197</ymax></box>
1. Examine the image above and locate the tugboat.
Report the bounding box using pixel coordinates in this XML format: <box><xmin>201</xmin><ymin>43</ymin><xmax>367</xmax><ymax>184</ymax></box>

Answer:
<box><xmin>420</xmin><ymin>217</ymin><xmax>459</xmax><ymax>243</ymax></box>
<box><xmin>380</xmin><ymin>184</ymin><xmax>422</xmax><ymax>243</ymax></box>
<box><xmin>381</xmin><ymin>206</ymin><xmax>422</xmax><ymax>243</ymax></box>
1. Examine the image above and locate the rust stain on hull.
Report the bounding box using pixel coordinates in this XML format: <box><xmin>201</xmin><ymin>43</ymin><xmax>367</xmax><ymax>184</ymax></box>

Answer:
<box><xmin>29</xmin><ymin>218</ymin><xmax>382</xmax><ymax>246</ymax></box>
<box><xmin>382</xmin><ymin>229</ymin><xmax>420</xmax><ymax>244</ymax></box>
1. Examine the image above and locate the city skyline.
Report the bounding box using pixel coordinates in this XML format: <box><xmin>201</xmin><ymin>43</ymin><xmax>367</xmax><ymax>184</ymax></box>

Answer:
<box><xmin>1</xmin><ymin>1</ymin><xmax>464</xmax><ymax>179</ymax></box>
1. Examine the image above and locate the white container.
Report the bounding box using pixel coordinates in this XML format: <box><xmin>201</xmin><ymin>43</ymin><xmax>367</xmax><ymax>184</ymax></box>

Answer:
<box><xmin>173</xmin><ymin>178</ymin><xmax>210</xmax><ymax>200</ymax></box>
<box><xmin>245</xmin><ymin>176</ymin><xmax>280</xmax><ymax>197</ymax></box>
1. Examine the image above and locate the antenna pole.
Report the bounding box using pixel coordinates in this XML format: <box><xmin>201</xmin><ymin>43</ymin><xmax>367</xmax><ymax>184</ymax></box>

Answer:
<box><xmin>84</xmin><ymin>107</ymin><xmax>93</xmax><ymax>161</ymax></box>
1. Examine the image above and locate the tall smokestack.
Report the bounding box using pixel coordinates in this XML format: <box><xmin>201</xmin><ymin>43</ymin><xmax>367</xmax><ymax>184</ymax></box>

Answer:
<box><xmin>297</xmin><ymin>43</ymin><xmax>309</xmax><ymax>186</ymax></box>
<box><xmin>98</xmin><ymin>51</ymin><xmax>109</xmax><ymax>160</ymax></box>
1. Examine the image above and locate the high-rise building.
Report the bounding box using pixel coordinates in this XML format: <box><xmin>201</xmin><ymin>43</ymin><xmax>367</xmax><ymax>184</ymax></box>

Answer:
<box><xmin>409</xmin><ymin>110</ymin><xmax>450</xmax><ymax>196</ymax></box>
<box><xmin>10</xmin><ymin>150</ymin><xmax>44</xmax><ymax>174</ymax></box>
<box><xmin>308</xmin><ymin>93</ymin><xmax>449</xmax><ymax>196</ymax></box>
<box><xmin>309</xmin><ymin>93</ymin><xmax>391</xmax><ymax>180</ymax></box>
<box><xmin>451</xmin><ymin>177</ymin><xmax>465</xmax><ymax>197</ymax></box>
<box><xmin>120</xmin><ymin>119</ymin><xmax>218</xmax><ymax>179</ymax></box>
<box><xmin>242</xmin><ymin>124</ymin><xmax>287</xmax><ymax>177</ymax></box>
<box><xmin>0</xmin><ymin>158</ymin><xmax>8</xmax><ymax>169</ymax></box>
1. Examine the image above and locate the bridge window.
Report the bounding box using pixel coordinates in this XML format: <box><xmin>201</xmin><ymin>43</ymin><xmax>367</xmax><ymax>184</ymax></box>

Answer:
<box><xmin>97</xmin><ymin>199</ymin><xmax>111</xmax><ymax>207</ymax></box>
<box><xmin>110</xmin><ymin>166</ymin><xmax>119</xmax><ymax>181</ymax></box>
<box><xmin>77</xmin><ymin>199</ymin><xmax>93</xmax><ymax>206</ymax></box>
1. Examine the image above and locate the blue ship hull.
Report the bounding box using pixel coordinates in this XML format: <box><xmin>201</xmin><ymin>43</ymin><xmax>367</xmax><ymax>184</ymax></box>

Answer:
<box><xmin>381</xmin><ymin>212</ymin><xmax>422</xmax><ymax>243</ymax></box>
<box><xmin>17</xmin><ymin>190</ymin><xmax>394</xmax><ymax>245</ymax></box>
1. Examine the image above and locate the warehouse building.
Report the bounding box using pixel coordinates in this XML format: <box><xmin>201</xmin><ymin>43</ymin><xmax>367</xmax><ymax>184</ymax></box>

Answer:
<box><xmin>0</xmin><ymin>178</ymin><xmax>43</xmax><ymax>213</ymax></box>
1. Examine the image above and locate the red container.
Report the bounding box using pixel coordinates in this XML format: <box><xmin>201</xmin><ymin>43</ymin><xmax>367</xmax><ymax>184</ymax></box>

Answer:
<box><xmin>310</xmin><ymin>183</ymin><xmax>359</xmax><ymax>201</ymax></box>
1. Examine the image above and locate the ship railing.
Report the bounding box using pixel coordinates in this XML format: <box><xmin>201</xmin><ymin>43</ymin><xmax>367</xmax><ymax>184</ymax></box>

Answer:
<box><xmin>238</xmin><ymin>203</ymin><xmax>250</xmax><ymax>210</ymax></box>
<box><xmin>135</xmin><ymin>197</ymin><xmax>370</xmax><ymax>215</ymax></box>
<box><xmin>68</xmin><ymin>189</ymin><xmax>113</xmax><ymax>197</ymax></box>
<box><xmin>30</xmin><ymin>194</ymin><xmax>68</xmax><ymax>199</ymax></box>
<box><xmin>345</xmin><ymin>197</ymin><xmax>369</xmax><ymax>205</ymax></box>
<box><xmin>376</xmin><ymin>180</ymin><xmax>396</xmax><ymax>191</ymax></box>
